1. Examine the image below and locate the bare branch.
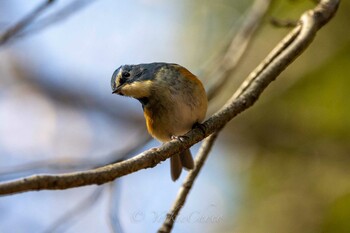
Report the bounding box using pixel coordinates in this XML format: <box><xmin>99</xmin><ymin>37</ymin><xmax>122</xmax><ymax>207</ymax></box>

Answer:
<box><xmin>108</xmin><ymin>182</ymin><xmax>124</xmax><ymax>233</ymax></box>
<box><xmin>0</xmin><ymin>0</ymin><xmax>339</xmax><ymax>196</ymax></box>
<box><xmin>0</xmin><ymin>133</ymin><xmax>151</xmax><ymax>179</ymax></box>
<box><xmin>15</xmin><ymin>0</ymin><xmax>97</xmax><ymax>39</ymax></box>
<box><xmin>43</xmin><ymin>187</ymin><xmax>104</xmax><ymax>233</ymax></box>
<box><xmin>11</xmin><ymin>63</ymin><xmax>136</xmax><ymax>123</ymax></box>
<box><xmin>0</xmin><ymin>1</ymin><xmax>98</xmax><ymax>46</ymax></box>
<box><xmin>0</xmin><ymin>0</ymin><xmax>56</xmax><ymax>46</ymax></box>
<box><xmin>206</xmin><ymin>0</ymin><xmax>271</xmax><ymax>100</ymax></box>
<box><xmin>158</xmin><ymin>133</ymin><xmax>218</xmax><ymax>233</ymax></box>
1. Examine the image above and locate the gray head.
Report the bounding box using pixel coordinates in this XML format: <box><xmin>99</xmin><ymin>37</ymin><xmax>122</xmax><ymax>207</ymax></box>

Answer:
<box><xmin>111</xmin><ymin>63</ymin><xmax>173</xmax><ymax>96</ymax></box>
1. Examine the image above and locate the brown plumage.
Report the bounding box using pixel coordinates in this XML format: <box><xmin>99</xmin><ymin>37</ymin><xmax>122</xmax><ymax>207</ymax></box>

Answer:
<box><xmin>111</xmin><ymin>63</ymin><xmax>207</xmax><ymax>181</ymax></box>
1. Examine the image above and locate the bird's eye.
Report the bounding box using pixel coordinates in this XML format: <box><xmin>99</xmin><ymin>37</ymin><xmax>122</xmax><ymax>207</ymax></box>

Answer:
<box><xmin>122</xmin><ymin>71</ymin><xmax>130</xmax><ymax>78</ymax></box>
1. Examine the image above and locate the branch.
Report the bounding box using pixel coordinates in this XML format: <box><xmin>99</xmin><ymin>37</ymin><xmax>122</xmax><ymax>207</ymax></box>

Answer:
<box><xmin>108</xmin><ymin>182</ymin><xmax>125</xmax><ymax>233</ymax></box>
<box><xmin>206</xmin><ymin>0</ymin><xmax>271</xmax><ymax>100</ymax></box>
<box><xmin>157</xmin><ymin>1</ymin><xmax>339</xmax><ymax>231</ymax></box>
<box><xmin>0</xmin><ymin>0</ymin><xmax>339</xmax><ymax>196</ymax></box>
<box><xmin>1</xmin><ymin>0</ymin><xmax>267</xmax><ymax>181</ymax></box>
<box><xmin>14</xmin><ymin>0</ymin><xmax>97</xmax><ymax>39</ymax></box>
<box><xmin>158</xmin><ymin>0</ymin><xmax>273</xmax><ymax>231</ymax></box>
<box><xmin>43</xmin><ymin>187</ymin><xmax>104</xmax><ymax>233</ymax></box>
<box><xmin>0</xmin><ymin>0</ymin><xmax>56</xmax><ymax>46</ymax></box>
<box><xmin>0</xmin><ymin>133</ymin><xmax>151</xmax><ymax>179</ymax></box>
<box><xmin>0</xmin><ymin>1</ymin><xmax>97</xmax><ymax>46</ymax></box>
<box><xmin>158</xmin><ymin>133</ymin><xmax>219</xmax><ymax>233</ymax></box>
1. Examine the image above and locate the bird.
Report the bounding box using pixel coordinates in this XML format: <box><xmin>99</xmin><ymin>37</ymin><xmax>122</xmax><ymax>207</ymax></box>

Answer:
<box><xmin>111</xmin><ymin>62</ymin><xmax>207</xmax><ymax>181</ymax></box>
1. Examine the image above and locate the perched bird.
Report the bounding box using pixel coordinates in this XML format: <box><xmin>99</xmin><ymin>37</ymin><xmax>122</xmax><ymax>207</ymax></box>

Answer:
<box><xmin>111</xmin><ymin>63</ymin><xmax>207</xmax><ymax>181</ymax></box>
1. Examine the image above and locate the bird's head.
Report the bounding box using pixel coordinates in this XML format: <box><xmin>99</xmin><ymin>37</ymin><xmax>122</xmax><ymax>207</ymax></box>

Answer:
<box><xmin>111</xmin><ymin>64</ymin><xmax>156</xmax><ymax>99</ymax></box>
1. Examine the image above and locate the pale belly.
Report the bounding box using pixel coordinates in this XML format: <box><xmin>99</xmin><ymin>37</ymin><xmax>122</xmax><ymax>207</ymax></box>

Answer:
<box><xmin>145</xmin><ymin>102</ymin><xmax>205</xmax><ymax>142</ymax></box>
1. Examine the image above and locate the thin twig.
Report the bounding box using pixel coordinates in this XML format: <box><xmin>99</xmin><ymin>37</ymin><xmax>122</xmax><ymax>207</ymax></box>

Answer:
<box><xmin>158</xmin><ymin>133</ymin><xmax>219</xmax><ymax>233</ymax></box>
<box><xmin>15</xmin><ymin>0</ymin><xmax>97</xmax><ymax>39</ymax></box>
<box><xmin>232</xmin><ymin>25</ymin><xmax>302</xmax><ymax>100</ymax></box>
<box><xmin>270</xmin><ymin>17</ymin><xmax>298</xmax><ymax>28</ymax></box>
<box><xmin>12</xmin><ymin>65</ymin><xmax>136</xmax><ymax>123</ymax></box>
<box><xmin>43</xmin><ymin>187</ymin><xmax>104</xmax><ymax>233</ymax></box>
<box><xmin>0</xmin><ymin>133</ymin><xmax>151</xmax><ymax>179</ymax></box>
<box><xmin>108</xmin><ymin>182</ymin><xmax>124</xmax><ymax>233</ymax></box>
<box><xmin>0</xmin><ymin>0</ymin><xmax>56</xmax><ymax>46</ymax></box>
<box><xmin>206</xmin><ymin>0</ymin><xmax>271</xmax><ymax>101</ymax></box>
<box><xmin>0</xmin><ymin>0</ymin><xmax>339</xmax><ymax>196</ymax></box>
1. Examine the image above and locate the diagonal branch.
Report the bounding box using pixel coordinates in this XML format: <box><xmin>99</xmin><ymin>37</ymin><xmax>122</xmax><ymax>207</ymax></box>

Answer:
<box><xmin>14</xmin><ymin>0</ymin><xmax>97</xmax><ymax>39</ymax></box>
<box><xmin>0</xmin><ymin>1</ymin><xmax>98</xmax><ymax>46</ymax></box>
<box><xmin>158</xmin><ymin>0</ymin><xmax>340</xmax><ymax>230</ymax></box>
<box><xmin>0</xmin><ymin>0</ymin><xmax>56</xmax><ymax>46</ymax></box>
<box><xmin>158</xmin><ymin>133</ymin><xmax>219</xmax><ymax>233</ymax></box>
<box><xmin>43</xmin><ymin>187</ymin><xmax>104</xmax><ymax>233</ymax></box>
<box><xmin>206</xmin><ymin>0</ymin><xmax>271</xmax><ymax>100</ymax></box>
<box><xmin>0</xmin><ymin>0</ymin><xmax>339</xmax><ymax>196</ymax></box>
<box><xmin>158</xmin><ymin>0</ymin><xmax>273</xmax><ymax>231</ymax></box>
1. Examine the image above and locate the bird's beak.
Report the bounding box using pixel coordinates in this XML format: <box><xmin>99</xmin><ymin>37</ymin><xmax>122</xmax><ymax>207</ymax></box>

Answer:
<box><xmin>112</xmin><ymin>84</ymin><xmax>124</xmax><ymax>95</ymax></box>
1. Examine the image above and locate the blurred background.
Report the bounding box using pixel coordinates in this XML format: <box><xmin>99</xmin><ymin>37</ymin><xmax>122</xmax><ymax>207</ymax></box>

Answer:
<box><xmin>0</xmin><ymin>0</ymin><xmax>349</xmax><ymax>232</ymax></box>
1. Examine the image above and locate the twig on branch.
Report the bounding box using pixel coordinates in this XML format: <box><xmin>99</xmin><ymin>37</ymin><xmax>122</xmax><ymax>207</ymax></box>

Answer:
<box><xmin>158</xmin><ymin>133</ymin><xmax>219</xmax><ymax>233</ymax></box>
<box><xmin>0</xmin><ymin>0</ymin><xmax>56</xmax><ymax>46</ymax></box>
<box><xmin>0</xmin><ymin>0</ymin><xmax>339</xmax><ymax>196</ymax></box>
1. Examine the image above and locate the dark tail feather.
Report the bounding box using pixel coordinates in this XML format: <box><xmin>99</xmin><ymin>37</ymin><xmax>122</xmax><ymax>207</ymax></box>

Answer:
<box><xmin>180</xmin><ymin>149</ymin><xmax>194</xmax><ymax>170</ymax></box>
<box><xmin>170</xmin><ymin>153</ymin><xmax>182</xmax><ymax>181</ymax></box>
<box><xmin>170</xmin><ymin>149</ymin><xmax>194</xmax><ymax>181</ymax></box>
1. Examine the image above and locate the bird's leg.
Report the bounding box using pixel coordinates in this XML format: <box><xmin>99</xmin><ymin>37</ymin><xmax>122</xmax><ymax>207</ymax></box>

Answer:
<box><xmin>171</xmin><ymin>122</ymin><xmax>206</xmax><ymax>142</ymax></box>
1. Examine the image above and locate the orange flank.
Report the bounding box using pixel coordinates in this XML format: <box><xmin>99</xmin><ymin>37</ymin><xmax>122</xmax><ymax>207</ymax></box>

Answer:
<box><xmin>144</xmin><ymin>107</ymin><xmax>155</xmax><ymax>137</ymax></box>
<box><xmin>176</xmin><ymin>66</ymin><xmax>204</xmax><ymax>88</ymax></box>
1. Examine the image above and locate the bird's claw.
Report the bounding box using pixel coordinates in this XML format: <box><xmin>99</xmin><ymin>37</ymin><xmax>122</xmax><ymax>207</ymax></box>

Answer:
<box><xmin>171</xmin><ymin>135</ymin><xmax>188</xmax><ymax>142</ymax></box>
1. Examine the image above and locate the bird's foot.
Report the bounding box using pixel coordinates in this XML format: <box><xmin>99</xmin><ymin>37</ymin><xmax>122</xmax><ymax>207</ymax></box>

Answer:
<box><xmin>171</xmin><ymin>135</ymin><xmax>188</xmax><ymax>142</ymax></box>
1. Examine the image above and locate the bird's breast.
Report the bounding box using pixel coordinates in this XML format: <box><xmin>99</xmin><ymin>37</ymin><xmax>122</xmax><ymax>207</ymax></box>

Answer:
<box><xmin>143</xmin><ymin>100</ymin><xmax>197</xmax><ymax>142</ymax></box>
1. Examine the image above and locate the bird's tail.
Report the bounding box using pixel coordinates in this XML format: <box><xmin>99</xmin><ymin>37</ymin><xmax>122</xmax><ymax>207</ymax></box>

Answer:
<box><xmin>170</xmin><ymin>149</ymin><xmax>194</xmax><ymax>181</ymax></box>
